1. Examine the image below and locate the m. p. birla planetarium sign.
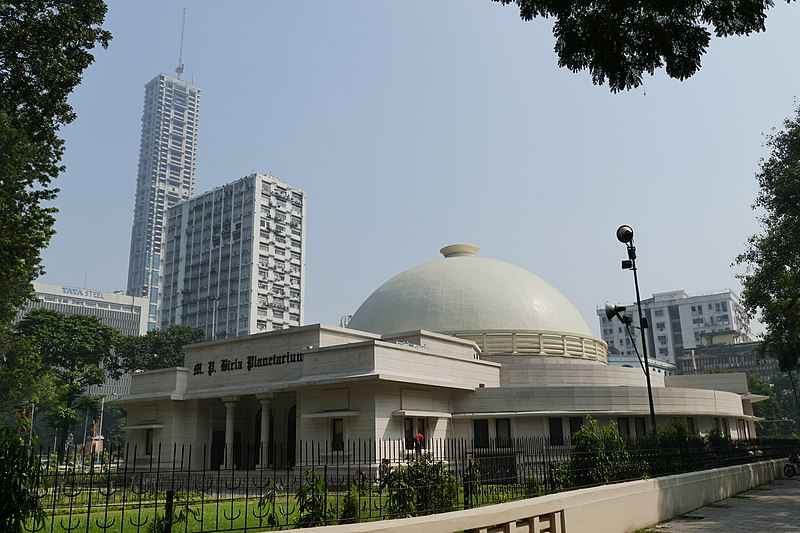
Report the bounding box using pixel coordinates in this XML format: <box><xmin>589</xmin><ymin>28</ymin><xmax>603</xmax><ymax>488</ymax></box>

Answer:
<box><xmin>192</xmin><ymin>351</ymin><xmax>304</xmax><ymax>377</ymax></box>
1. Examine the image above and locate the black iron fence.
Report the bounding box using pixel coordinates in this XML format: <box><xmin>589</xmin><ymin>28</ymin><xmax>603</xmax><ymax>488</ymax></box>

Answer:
<box><xmin>23</xmin><ymin>436</ymin><xmax>797</xmax><ymax>532</ymax></box>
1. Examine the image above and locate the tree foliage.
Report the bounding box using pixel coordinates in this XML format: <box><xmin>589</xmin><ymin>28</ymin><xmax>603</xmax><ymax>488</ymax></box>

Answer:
<box><xmin>748</xmin><ymin>372</ymin><xmax>800</xmax><ymax>436</ymax></box>
<box><xmin>736</xmin><ymin>104</ymin><xmax>800</xmax><ymax>373</ymax></box>
<box><xmin>116</xmin><ymin>325</ymin><xmax>205</xmax><ymax>372</ymax></box>
<box><xmin>15</xmin><ymin>309</ymin><xmax>119</xmax><ymax>461</ymax></box>
<box><xmin>0</xmin><ymin>1</ymin><xmax>111</xmax><ymax>326</ymax></box>
<box><xmin>0</xmin><ymin>325</ymin><xmax>56</xmax><ymax>416</ymax></box>
<box><xmin>570</xmin><ymin>418</ymin><xmax>646</xmax><ymax>486</ymax></box>
<box><xmin>493</xmin><ymin>0</ymin><xmax>788</xmax><ymax>92</ymax></box>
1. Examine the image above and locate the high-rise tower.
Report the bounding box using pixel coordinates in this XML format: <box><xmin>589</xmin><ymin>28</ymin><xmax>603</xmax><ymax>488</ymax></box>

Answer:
<box><xmin>160</xmin><ymin>173</ymin><xmax>307</xmax><ymax>339</ymax></box>
<box><xmin>126</xmin><ymin>69</ymin><xmax>200</xmax><ymax>329</ymax></box>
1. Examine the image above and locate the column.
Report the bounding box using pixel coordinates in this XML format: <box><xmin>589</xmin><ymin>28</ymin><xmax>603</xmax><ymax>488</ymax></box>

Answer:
<box><xmin>222</xmin><ymin>396</ymin><xmax>240</xmax><ymax>470</ymax></box>
<box><xmin>257</xmin><ymin>394</ymin><xmax>272</xmax><ymax>466</ymax></box>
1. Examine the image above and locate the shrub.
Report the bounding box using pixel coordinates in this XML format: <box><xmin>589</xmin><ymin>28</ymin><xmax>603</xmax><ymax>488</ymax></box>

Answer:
<box><xmin>548</xmin><ymin>460</ymin><xmax>574</xmax><ymax>492</ymax></box>
<box><xmin>523</xmin><ymin>474</ymin><xmax>543</xmax><ymax>497</ymax></box>
<box><xmin>338</xmin><ymin>483</ymin><xmax>360</xmax><ymax>524</ymax></box>
<box><xmin>384</xmin><ymin>453</ymin><xmax>459</xmax><ymax>517</ymax></box>
<box><xmin>295</xmin><ymin>469</ymin><xmax>333</xmax><ymax>527</ymax></box>
<box><xmin>0</xmin><ymin>422</ymin><xmax>44</xmax><ymax>533</ymax></box>
<box><xmin>636</xmin><ymin>418</ymin><xmax>706</xmax><ymax>476</ymax></box>
<box><xmin>570</xmin><ymin>419</ymin><xmax>646</xmax><ymax>487</ymax></box>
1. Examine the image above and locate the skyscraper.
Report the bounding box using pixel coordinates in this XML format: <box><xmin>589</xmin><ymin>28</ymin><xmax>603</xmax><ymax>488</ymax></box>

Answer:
<box><xmin>160</xmin><ymin>173</ymin><xmax>306</xmax><ymax>339</ymax></box>
<box><xmin>126</xmin><ymin>72</ymin><xmax>200</xmax><ymax>330</ymax></box>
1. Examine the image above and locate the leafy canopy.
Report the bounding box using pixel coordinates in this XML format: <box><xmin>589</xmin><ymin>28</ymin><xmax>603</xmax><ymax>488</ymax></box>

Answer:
<box><xmin>736</xmin><ymin>104</ymin><xmax>800</xmax><ymax>372</ymax></box>
<box><xmin>14</xmin><ymin>309</ymin><xmax>119</xmax><ymax>460</ymax></box>
<box><xmin>116</xmin><ymin>325</ymin><xmax>205</xmax><ymax>372</ymax></box>
<box><xmin>0</xmin><ymin>1</ymin><xmax>111</xmax><ymax>326</ymax></box>
<box><xmin>493</xmin><ymin>0</ymin><xmax>788</xmax><ymax>92</ymax></box>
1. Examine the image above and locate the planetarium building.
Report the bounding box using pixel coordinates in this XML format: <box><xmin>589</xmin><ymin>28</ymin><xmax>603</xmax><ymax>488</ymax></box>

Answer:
<box><xmin>118</xmin><ymin>245</ymin><xmax>762</xmax><ymax>469</ymax></box>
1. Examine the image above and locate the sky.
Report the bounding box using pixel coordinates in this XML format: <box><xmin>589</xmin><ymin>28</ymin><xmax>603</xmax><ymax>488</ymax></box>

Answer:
<box><xmin>40</xmin><ymin>1</ymin><xmax>800</xmax><ymax>336</ymax></box>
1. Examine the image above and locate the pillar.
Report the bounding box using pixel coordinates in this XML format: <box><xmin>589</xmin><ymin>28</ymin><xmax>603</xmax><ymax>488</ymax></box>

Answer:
<box><xmin>222</xmin><ymin>396</ymin><xmax>240</xmax><ymax>469</ymax></box>
<box><xmin>257</xmin><ymin>394</ymin><xmax>272</xmax><ymax>466</ymax></box>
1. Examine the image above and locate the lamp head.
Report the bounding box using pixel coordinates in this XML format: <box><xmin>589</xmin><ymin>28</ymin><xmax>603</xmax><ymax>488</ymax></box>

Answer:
<box><xmin>616</xmin><ymin>225</ymin><xmax>634</xmax><ymax>244</ymax></box>
<box><xmin>605</xmin><ymin>302</ymin><xmax>626</xmax><ymax>321</ymax></box>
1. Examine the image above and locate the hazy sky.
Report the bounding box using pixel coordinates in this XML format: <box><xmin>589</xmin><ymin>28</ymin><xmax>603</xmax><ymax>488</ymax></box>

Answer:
<box><xmin>40</xmin><ymin>1</ymin><xmax>800</xmax><ymax>335</ymax></box>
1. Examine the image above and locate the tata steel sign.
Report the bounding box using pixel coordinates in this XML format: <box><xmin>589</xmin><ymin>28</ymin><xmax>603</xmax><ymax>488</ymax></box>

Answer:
<box><xmin>62</xmin><ymin>287</ymin><xmax>104</xmax><ymax>299</ymax></box>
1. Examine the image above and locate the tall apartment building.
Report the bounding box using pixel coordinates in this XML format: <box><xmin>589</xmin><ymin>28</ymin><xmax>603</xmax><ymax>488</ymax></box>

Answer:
<box><xmin>597</xmin><ymin>290</ymin><xmax>753</xmax><ymax>366</ymax></box>
<box><xmin>160</xmin><ymin>173</ymin><xmax>306</xmax><ymax>340</ymax></box>
<box><xmin>126</xmin><ymin>73</ymin><xmax>200</xmax><ymax>330</ymax></box>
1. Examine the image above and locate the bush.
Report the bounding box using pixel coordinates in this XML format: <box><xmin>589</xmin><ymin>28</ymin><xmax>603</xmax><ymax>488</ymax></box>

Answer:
<box><xmin>548</xmin><ymin>460</ymin><xmax>574</xmax><ymax>492</ymax></box>
<box><xmin>636</xmin><ymin>418</ymin><xmax>706</xmax><ymax>476</ymax></box>
<box><xmin>384</xmin><ymin>453</ymin><xmax>459</xmax><ymax>517</ymax></box>
<box><xmin>295</xmin><ymin>469</ymin><xmax>334</xmax><ymax>527</ymax></box>
<box><xmin>0</xmin><ymin>422</ymin><xmax>44</xmax><ymax>533</ymax></box>
<box><xmin>523</xmin><ymin>474</ymin><xmax>543</xmax><ymax>497</ymax></box>
<box><xmin>338</xmin><ymin>483</ymin><xmax>360</xmax><ymax>524</ymax></box>
<box><xmin>570</xmin><ymin>419</ymin><xmax>646</xmax><ymax>487</ymax></box>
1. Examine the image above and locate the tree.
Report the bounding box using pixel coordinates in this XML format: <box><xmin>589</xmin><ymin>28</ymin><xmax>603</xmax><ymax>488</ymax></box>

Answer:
<box><xmin>117</xmin><ymin>325</ymin><xmax>205</xmax><ymax>372</ymax></box>
<box><xmin>0</xmin><ymin>325</ymin><xmax>56</xmax><ymax>417</ymax></box>
<box><xmin>493</xmin><ymin>0</ymin><xmax>787</xmax><ymax>92</ymax></box>
<box><xmin>15</xmin><ymin>309</ymin><xmax>119</xmax><ymax>462</ymax></box>
<box><xmin>0</xmin><ymin>1</ymin><xmax>111</xmax><ymax>326</ymax></box>
<box><xmin>736</xmin><ymin>104</ymin><xmax>800</xmax><ymax>375</ymax></box>
<box><xmin>748</xmin><ymin>372</ymin><xmax>799</xmax><ymax>437</ymax></box>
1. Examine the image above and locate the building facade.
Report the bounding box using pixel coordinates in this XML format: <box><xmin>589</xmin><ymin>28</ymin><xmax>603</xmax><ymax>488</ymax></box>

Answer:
<box><xmin>126</xmin><ymin>73</ymin><xmax>200</xmax><ymax>330</ymax></box>
<box><xmin>678</xmin><ymin>342</ymin><xmax>780</xmax><ymax>380</ymax></box>
<box><xmin>159</xmin><ymin>173</ymin><xmax>306</xmax><ymax>340</ymax></box>
<box><xmin>597</xmin><ymin>290</ymin><xmax>753</xmax><ymax>366</ymax></box>
<box><xmin>18</xmin><ymin>282</ymin><xmax>149</xmax><ymax>337</ymax></box>
<box><xmin>118</xmin><ymin>245</ymin><xmax>763</xmax><ymax>470</ymax></box>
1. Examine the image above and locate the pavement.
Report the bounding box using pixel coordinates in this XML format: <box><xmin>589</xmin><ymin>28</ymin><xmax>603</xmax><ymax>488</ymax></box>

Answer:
<box><xmin>649</xmin><ymin>477</ymin><xmax>800</xmax><ymax>532</ymax></box>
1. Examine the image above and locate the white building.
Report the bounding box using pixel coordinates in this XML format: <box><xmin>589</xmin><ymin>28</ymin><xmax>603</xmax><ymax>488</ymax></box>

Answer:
<box><xmin>126</xmin><ymin>73</ymin><xmax>200</xmax><ymax>330</ymax></box>
<box><xmin>18</xmin><ymin>282</ymin><xmax>148</xmax><ymax>337</ymax></box>
<box><xmin>597</xmin><ymin>290</ymin><xmax>753</xmax><ymax>366</ymax></box>
<box><xmin>117</xmin><ymin>245</ymin><xmax>762</xmax><ymax>470</ymax></box>
<box><xmin>159</xmin><ymin>173</ymin><xmax>306</xmax><ymax>340</ymax></box>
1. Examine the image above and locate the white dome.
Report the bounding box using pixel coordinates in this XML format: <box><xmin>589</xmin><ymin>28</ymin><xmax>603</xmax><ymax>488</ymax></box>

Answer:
<box><xmin>348</xmin><ymin>244</ymin><xmax>593</xmax><ymax>337</ymax></box>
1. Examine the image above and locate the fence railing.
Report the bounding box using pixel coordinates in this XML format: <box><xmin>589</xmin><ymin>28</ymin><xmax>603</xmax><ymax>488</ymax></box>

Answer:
<box><xmin>24</xmin><ymin>436</ymin><xmax>798</xmax><ymax>533</ymax></box>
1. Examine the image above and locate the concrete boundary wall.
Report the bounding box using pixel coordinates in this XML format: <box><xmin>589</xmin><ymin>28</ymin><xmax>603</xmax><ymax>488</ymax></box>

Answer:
<box><xmin>302</xmin><ymin>459</ymin><xmax>784</xmax><ymax>533</ymax></box>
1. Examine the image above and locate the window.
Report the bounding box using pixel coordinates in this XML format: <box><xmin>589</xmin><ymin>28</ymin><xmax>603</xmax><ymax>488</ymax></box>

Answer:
<box><xmin>569</xmin><ymin>417</ymin><xmax>583</xmax><ymax>437</ymax></box>
<box><xmin>656</xmin><ymin>322</ymin><xmax>665</xmax><ymax>330</ymax></box>
<box><xmin>145</xmin><ymin>429</ymin><xmax>154</xmax><ymax>456</ymax></box>
<box><xmin>548</xmin><ymin>418</ymin><xmax>564</xmax><ymax>446</ymax></box>
<box><xmin>404</xmin><ymin>418</ymin><xmax>427</xmax><ymax>450</ymax></box>
<box><xmin>496</xmin><ymin>418</ymin><xmax>512</xmax><ymax>448</ymax></box>
<box><xmin>721</xmin><ymin>418</ymin><xmax>729</xmax><ymax>437</ymax></box>
<box><xmin>331</xmin><ymin>418</ymin><xmax>344</xmax><ymax>451</ymax></box>
<box><xmin>634</xmin><ymin>417</ymin><xmax>646</xmax><ymax>439</ymax></box>
<box><xmin>474</xmin><ymin>419</ymin><xmax>490</xmax><ymax>448</ymax></box>
<box><xmin>654</xmin><ymin>309</ymin><xmax>664</xmax><ymax>317</ymax></box>
<box><xmin>617</xmin><ymin>417</ymin><xmax>630</xmax><ymax>438</ymax></box>
<box><xmin>686</xmin><ymin>417</ymin><xmax>696</xmax><ymax>434</ymax></box>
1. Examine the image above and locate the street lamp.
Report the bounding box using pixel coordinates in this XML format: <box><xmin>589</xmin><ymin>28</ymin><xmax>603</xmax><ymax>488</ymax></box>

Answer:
<box><xmin>614</xmin><ymin>225</ymin><xmax>657</xmax><ymax>433</ymax></box>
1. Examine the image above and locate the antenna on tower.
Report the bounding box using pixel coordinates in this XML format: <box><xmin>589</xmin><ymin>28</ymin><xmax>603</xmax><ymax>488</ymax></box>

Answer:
<box><xmin>175</xmin><ymin>8</ymin><xmax>186</xmax><ymax>79</ymax></box>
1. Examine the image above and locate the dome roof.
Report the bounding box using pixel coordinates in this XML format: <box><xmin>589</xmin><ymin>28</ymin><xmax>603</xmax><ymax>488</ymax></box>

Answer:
<box><xmin>347</xmin><ymin>244</ymin><xmax>593</xmax><ymax>337</ymax></box>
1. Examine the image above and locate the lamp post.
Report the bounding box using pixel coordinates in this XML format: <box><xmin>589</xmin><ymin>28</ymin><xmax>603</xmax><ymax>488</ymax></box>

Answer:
<box><xmin>615</xmin><ymin>225</ymin><xmax>657</xmax><ymax>433</ymax></box>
